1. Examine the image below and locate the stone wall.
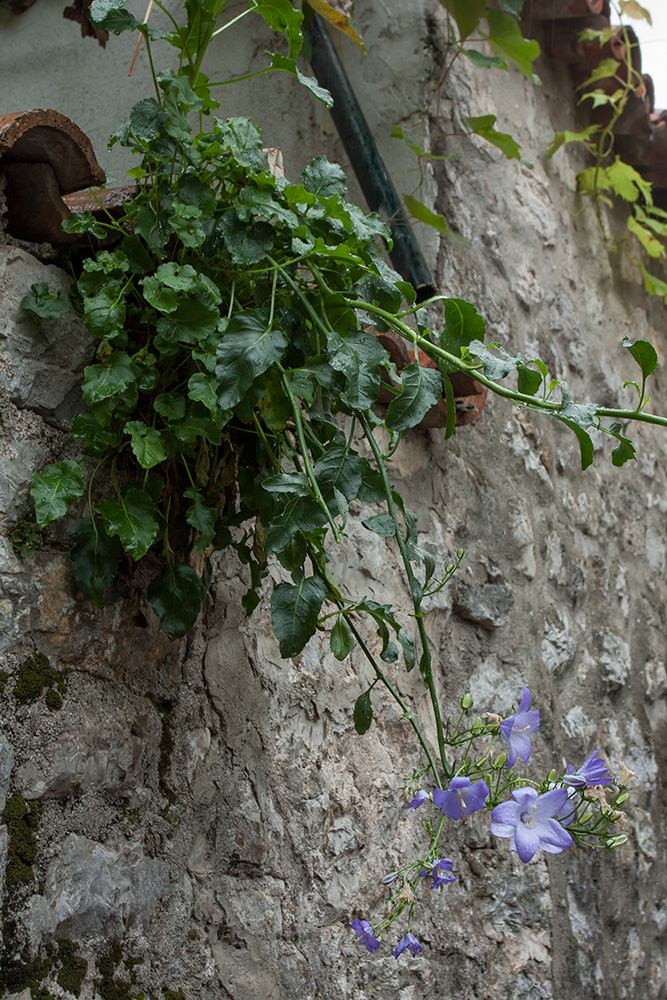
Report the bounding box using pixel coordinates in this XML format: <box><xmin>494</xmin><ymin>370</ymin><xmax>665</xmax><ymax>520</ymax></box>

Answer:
<box><xmin>1</xmin><ymin>3</ymin><xmax>666</xmax><ymax>999</ymax></box>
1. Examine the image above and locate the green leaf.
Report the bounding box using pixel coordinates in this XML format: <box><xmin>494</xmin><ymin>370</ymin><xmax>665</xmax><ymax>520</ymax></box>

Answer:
<box><xmin>147</xmin><ymin>564</ymin><xmax>203</xmax><ymax>638</ymax></box>
<box><xmin>386</xmin><ymin>361</ymin><xmax>442</xmax><ymax>432</ymax></box>
<box><xmin>261</xmin><ymin>472</ymin><xmax>310</xmax><ymax>496</ymax></box>
<box><xmin>31</xmin><ymin>460</ymin><xmax>84</xmax><ymax>528</ymax></box>
<box><xmin>21</xmin><ymin>282</ymin><xmax>70</xmax><ymax>319</ymax></box>
<box><xmin>627</xmin><ymin>215</ymin><xmax>664</xmax><ymax>259</ymax></box>
<box><xmin>353</xmin><ymin>688</ymin><xmax>373</xmax><ymax>735</ymax></box>
<box><xmin>302</xmin><ymin>155</ymin><xmax>348</xmax><ymax>198</ymax></box>
<box><xmin>517</xmin><ymin>364</ymin><xmax>542</xmax><ymax>396</ymax></box>
<box><xmin>618</xmin><ymin>0</ymin><xmax>652</xmax><ymax>24</ymax></box>
<box><xmin>82</xmin><ymin>352</ymin><xmax>135</xmax><ymax>406</ymax></box>
<box><xmin>547</xmin><ymin>125</ymin><xmax>599</xmax><ymax>158</ymax></box>
<box><xmin>270</xmin><ymin>576</ymin><xmax>326</xmax><ymax>657</ymax></box>
<box><xmin>305</xmin><ymin>0</ymin><xmax>365</xmax><ymax>51</ymax></box>
<box><xmin>183</xmin><ymin>487</ymin><xmax>217</xmax><ymax>550</ymax></box>
<box><xmin>555</xmin><ymin>417</ymin><xmax>594</xmax><ymax>470</ymax></box>
<box><xmin>486</xmin><ymin>10</ymin><xmax>541</xmax><ymax>79</ymax></box>
<box><xmin>442</xmin><ymin>370</ymin><xmax>456</xmax><ymax>440</ymax></box>
<box><xmin>398</xmin><ymin>631</ymin><xmax>416</xmax><ymax>671</ymax></box>
<box><xmin>124</xmin><ymin>421</ymin><xmax>168</xmax><ymax>469</ymax></box>
<box><xmin>438</xmin><ymin>0</ymin><xmax>485</xmax><ymax>41</ymax></box>
<box><xmin>265</xmin><ymin>497</ymin><xmax>327</xmax><ymax>555</ymax></box>
<box><xmin>464</xmin><ymin>114</ymin><xmax>521</xmax><ymax>160</ymax></box>
<box><xmin>69</xmin><ymin>518</ymin><xmax>121</xmax><ymax>607</ymax></box>
<box><xmin>313</xmin><ymin>447</ymin><xmax>364</xmax><ymax>503</ymax></box>
<box><xmin>326</xmin><ymin>327</ymin><xmax>387</xmax><ymax>410</ymax></box>
<box><xmin>469</xmin><ymin>340</ymin><xmax>521</xmax><ymax>380</ymax></box>
<box><xmin>217</xmin><ymin>210</ymin><xmax>274</xmax><ymax>264</ymax></box>
<box><xmin>268</xmin><ymin>53</ymin><xmax>333</xmax><ymax>107</ymax></box>
<box><xmin>607</xmin><ymin>157</ymin><xmax>651</xmax><ymax>203</ymax></box>
<box><xmin>154</xmin><ymin>393</ymin><xmax>186</xmax><ymax>420</ymax></box>
<box><xmin>251</xmin><ymin>0</ymin><xmax>304</xmax><ymax>57</ymax></box>
<box><xmin>623</xmin><ymin>336</ymin><xmax>658</xmax><ymax>380</ymax></box>
<box><xmin>96</xmin><ymin>488</ymin><xmax>159</xmax><ymax>559</ymax></box>
<box><xmin>216</xmin><ymin>309</ymin><xmax>288</xmax><ymax>410</ymax></box>
<box><xmin>464</xmin><ymin>48</ymin><xmax>508</xmax><ymax>70</ymax></box>
<box><xmin>362</xmin><ymin>513</ymin><xmax>396</xmax><ymax>537</ymax></box>
<box><xmin>440</xmin><ymin>298</ymin><xmax>486</xmax><ymax>356</ymax></box>
<box><xmin>331</xmin><ymin>617</ymin><xmax>354</xmax><ymax>661</ymax></box>
<box><xmin>404</xmin><ymin>194</ymin><xmax>452</xmax><ymax>235</ymax></box>
<box><xmin>637</xmin><ymin>261</ymin><xmax>667</xmax><ymax>300</ymax></box>
<box><xmin>608</xmin><ymin>424</ymin><xmax>636</xmax><ymax>467</ymax></box>
<box><xmin>559</xmin><ymin>388</ymin><xmax>596</xmax><ymax>429</ymax></box>
<box><xmin>168</xmin><ymin>201</ymin><xmax>206</xmax><ymax>248</ymax></box>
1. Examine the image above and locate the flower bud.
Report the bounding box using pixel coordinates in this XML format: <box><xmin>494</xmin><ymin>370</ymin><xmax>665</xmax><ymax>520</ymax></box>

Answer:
<box><xmin>616</xmin><ymin>792</ymin><xmax>629</xmax><ymax>805</ymax></box>
<box><xmin>461</xmin><ymin>693</ymin><xmax>473</xmax><ymax>710</ymax></box>
<box><xmin>493</xmin><ymin>752</ymin><xmax>507</xmax><ymax>769</ymax></box>
<box><xmin>579</xmin><ymin>809</ymin><xmax>593</xmax><ymax>825</ymax></box>
<box><xmin>381</xmin><ymin>871</ymin><xmax>399</xmax><ymax>885</ymax></box>
<box><xmin>547</xmin><ymin>769</ymin><xmax>557</xmax><ymax>783</ymax></box>
<box><xmin>472</xmin><ymin>716</ymin><xmax>483</xmax><ymax>734</ymax></box>
<box><xmin>607</xmin><ymin>833</ymin><xmax>628</xmax><ymax>849</ymax></box>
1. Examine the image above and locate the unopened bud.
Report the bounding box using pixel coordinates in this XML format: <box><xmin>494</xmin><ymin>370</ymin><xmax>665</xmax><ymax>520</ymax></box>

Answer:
<box><xmin>493</xmin><ymin>752</ymin><xmax>507</xmax><ymax>769</ymax></box>
<box><xmin>616</xmin><ymin>792</ymin><xmax>629</xmax><ymax>805</ymax></box>
<box><xmin>579</xmin><ymin>810</ymin><xmax>593</xmax><ymax>825</ymax></box>
<box><xmin>461</xmin><ymin>693</ymin><xmax>473</xmax><ymax>710</ymax></box>
<box><xmin>547</xmin><ymin>769</ymin><xmax>557</xmax><ymax>783</ymax></box>
<box><xmin>607</xmin><ymin>833</ymin><xmax>628</xmax><ymax>849</ymax></box>
<box><xmin>472</xmin><ymin>716</ymin><xmax>483</xmax><ymax>734</ymax></box>
<box><xmin>381</xmin><ymin>871</ymin><xmax>399</xmax><ymax>885</ymax></box>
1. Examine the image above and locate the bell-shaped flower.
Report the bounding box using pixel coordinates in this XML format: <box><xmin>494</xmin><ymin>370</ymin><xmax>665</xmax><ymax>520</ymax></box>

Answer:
<box><xmin>405</xmin><ymin>789</ymin><xmax>430</xmax><ymax>809</ymax></box>
<box><xmin>563</xmin><ymin>749</ymin><xmax>612</xmax><ymax>789</ymax></box>
<box><xmin>419</xmin><ymin>857</ymin><xmax>455</xmax><ymax>888</ymax></box>
<box><xmin>351</xmin><ymin>918</ymin><xmax>381</xmax><ymax>953</ymax></box>
<box><xmin>490</xmin><ymin>786</ymin><xmax>573</xmax><ymax>862</ymax></box>
<box><xmin>394</xmin><ymin>931</ymin><xmax>422</xmax><ymax>958</ymax></box>
<box><xmin>499</xmin><ymin>687</ymin><xmax>540</xmax><ymax>768</ymax></box>
<box><xmin>433</xmin><ymin>776</ymin><xmax>489</xmax><ymax>820</ymax></box>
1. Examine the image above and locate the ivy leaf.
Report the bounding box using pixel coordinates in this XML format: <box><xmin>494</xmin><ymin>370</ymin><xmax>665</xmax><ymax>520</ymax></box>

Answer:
<box><xmin>82</xmin><ymin>352</ymin><xmax>136</xmax><ymax>405</ymax></box>
<box><xmin>555</xmin><ymin>417</ymin><xmax>594</xmax><ymax>471</ymax></box>
<box><xmin>268</xmin><ymin>53</ymin><xmax>333</xmax><ymax>108</ymax></box>
<box><xmin>124</xmin><ymin>421</ymin><xmax>168</xmax><ymax>469</ymax></box>
<box><xmin>21</xmin><ymin>282</ymin><xmax>70</xmax><ymax>320</ymax></box>
<box><xmin>486</xmin><ymin>10</ymin><xmax>540</xmax><ymax>80</ymax></box>
<box><xmin>96</xmin><ymin>488</ymin><xmax>159</xmax><ymax>559</ymax></box>
<box><xmin>353</xmin><ymin>689</ymin><xmax>373</xmax><ymax>735</ymax></box>
<box><xmin>68</xmin><ymin>518</ymin><xmax>121</xmax><ymax>607</ymax></box>
<box><xmin>440</xmin><ymin>298</ymin><xmax>486</xmax><ymax>356</ymax></box>
<box><xmin>622</xmin><ymin>336</ymin><xmax>658</xmax><ymax>380</ymax></box>
<box><xmin>31</xmin><ymin>460</ymin><xmax>84</xmax><ymax>528</ymax></box>
<box><xmin>147</xmin><ymin>564</ymin><xmax>203</xmax><ymax>638</ymax></box>
<box><xmin>438</xmin><ymin>0</ymin><xmax>485</xmax><ymax>41</ymax></box>
<box><xmin>403</xmin><ymin>194</ymin><xmax>453</xmax><ymax>235</ymax></box>
<box><xmin>386</xmin><ymin>361</ymin><xmax>442</xmax><ymax>432</ymax></box>
<box><xmin>330</xmin><ymin>616</ymin><xmax>355</xmax><ymax>661</ymax></box>
<box><xmin>362</xmin><ymin>513</ymin><xmax>396</xmax><ymax>537</ymax></box>
<box><xmin>302</xmin><ymin>156</ymin><xmax>348</xmax><ymax>198</ymax></box>
<box><xmin>464</xmin><ymin>115</ymin><xmax>521</xmax><ymax>160</ymax></box>
<box><xmin>270</xmin><ymin>576</ymin><xmax>326</xmax><ymax>657</ymax></box>
<box><xmin>216</xmin><ymin>309</ymin><xmax>288</xmax><ymax>410</ymax></box>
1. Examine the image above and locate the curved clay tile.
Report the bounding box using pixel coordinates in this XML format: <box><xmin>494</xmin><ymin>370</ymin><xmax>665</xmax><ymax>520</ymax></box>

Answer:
<box><xmin>0</xmin><ymin>109</ymin><xmax>105</xmax><ymax>193</ymax></box>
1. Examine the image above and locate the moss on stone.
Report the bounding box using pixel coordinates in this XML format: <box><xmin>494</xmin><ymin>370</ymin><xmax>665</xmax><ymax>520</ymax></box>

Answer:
<box><xmin>56</xmin><ymin>941</ymin><xmax>88</xmax><ymax>997</ymax></box>
<box><xmin>0</xmin><ymin>670</ymin><xmax>8</xmax><ymax>693</ymax></box>
<box><xmin>13</xmin><ymin>654</ymin><xmax>66</xmax><ymax>706</ymax></box>
<box><xmin>95</xmin><ymin>944</ymin><xmax>135</xmax><ymax>1000</ymax></box>
<box><xmin>2</xmin><ymin>792</ymin><xmax>41</xmax><ymax>891</ymax></box>
<box><xmin>44</xmin><ymin>688</ymin><xmax>63</xmax><ymax>711</ymax></box>
<box><xmin>163</xmin><ymin>990</ymin><xmax>185</xmax><ymax>1000</ymax></box>
<box><xmin>0</xmin><ymin>949</ymin><xmax>53</xmax><ymax>997</ymax></box>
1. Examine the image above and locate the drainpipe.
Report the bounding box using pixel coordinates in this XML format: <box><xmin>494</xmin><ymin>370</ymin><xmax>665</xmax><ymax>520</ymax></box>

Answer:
<box><xmin>304</xmin><ymin>9</ymin><xmax>437</xmax><ymax>300</ymax></box>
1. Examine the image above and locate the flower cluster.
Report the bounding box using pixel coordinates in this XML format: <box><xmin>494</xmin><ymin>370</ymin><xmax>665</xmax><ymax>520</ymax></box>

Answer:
<box><xmin>351</xmin><ymin>688</ymin><xmax>629</xmax><ymax>958</ymax></box>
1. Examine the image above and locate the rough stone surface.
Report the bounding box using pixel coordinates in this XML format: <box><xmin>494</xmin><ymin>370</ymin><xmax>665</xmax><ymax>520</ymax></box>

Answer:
<box><xmin>0</xmin><ymin>5</ymin><xmax>665</xmax><ymax>1000</ymax></box>
<box><xmin>452</xmin><ymin>581</ymin><xmax>514</xmax><ymax>630</ymax></box>
<box><xmin>0</xmin><ymin>733</ymin><xmax>13</xmax><ymax>813</ymax></box>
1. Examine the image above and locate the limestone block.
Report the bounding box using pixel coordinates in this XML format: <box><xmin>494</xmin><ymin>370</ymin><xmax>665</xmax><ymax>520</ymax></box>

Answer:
<box><xmin>0</xmin><ymin>732</ymin><xmax>14</xmax><ymax>812</ymax></box>
<box><xmin>22</xmin><ymin>833</ymin><xmax>170</xmax><ymax>943</ymax></box>
<box><xmin>452</xmin><ymin>581</ymin><xmax>513</xmax><ymax>630</ymax></box>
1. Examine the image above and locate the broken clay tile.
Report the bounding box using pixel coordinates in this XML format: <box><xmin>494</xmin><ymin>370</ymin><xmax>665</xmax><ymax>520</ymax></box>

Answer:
<box><xmin>62</xmin><ymin>185</ymin><xmax>140</xmax><ymax>216</ymax></box>
<box><xmin>0</xmin><ymin>109</ymin><xmax>105</xmax><ymax>194</ymax></box>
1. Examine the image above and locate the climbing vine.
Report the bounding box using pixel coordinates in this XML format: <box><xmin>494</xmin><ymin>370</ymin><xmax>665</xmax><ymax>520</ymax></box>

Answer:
<box><xmin>20</xmin><ymin>0</ymin><xmax>664</xmax><ymax>956</ymax></box>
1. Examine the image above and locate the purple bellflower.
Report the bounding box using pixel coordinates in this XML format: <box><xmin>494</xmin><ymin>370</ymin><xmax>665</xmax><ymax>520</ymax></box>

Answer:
<box><xmin>563</xmin><ymin>749</ymin><xmax>613</xmax><ymax>789</ymax></box>
<box><xmin>433</xmin><ymin>776</ymin><xmax>489</xmax><ymax>820</ymax></box>
<box><xmin>490</xmin><ymin>786</ymin><xmax>573</xmax><ymax>862</ymax></box>
<box><xmin>394</xmin><ymin>932</ymin><xmax>423</xmax><ymax>958</ymax></box>
<box><xmin>351</xmin><ymin>919</ymin><xmax>381</xmax><ymax>953</ymax></box>
<box><xmin>499</xmin><ymin>687</ymin><xmax>540</xmax><ymax>768</ymax></box>
<box><xmin>420</xmin><ymin>857</ymin><xmax>456</xmax><ymax>888</ymax></box>
<box><xmin>405</xmin><ymin>789</ymin><xmax>430</xmax><ymax>809</ymax></box>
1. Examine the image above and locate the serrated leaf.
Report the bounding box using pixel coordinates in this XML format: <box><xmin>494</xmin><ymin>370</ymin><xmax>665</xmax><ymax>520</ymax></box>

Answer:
<box><xmin>386</xmin><ymin>361</ymin><xmax>442</xmax><ymax>432</ymax></box>
<box><xmin>69</xmin><ymin>518</ymin><xmax>121</xmax><ymax>607</ymax></box>
<box><xmin>362</xmin><ymin>513</ymin><xmax>396</xmax><ymax>537</ymax></box>
<box><xmin>147</xmin><ymin>563</ymin><xmax>203</xmax><ymax>637</ymax></box>
<box><xmin>216</xmin><ymin>309</ymin><xmax>288</xmax><ymax>410</ymax></box>
<box><xmin>404</xmin><ymin>193</ymin><xmax>452</xmax><ymax>235</ymax></box>
<box><xmin>96</xmin><ymin>488</ymin><xmax>159</xmax><ymax>559</ymax></box>
<box><xmin>439</xmin><ymin>0</ymin><xmax>485</xmax><ymax>41</ymax></box>
<box><xmin>124</xmin><ymin>421</ymin><xmax>168</xmax><ymax>469</ymax></box>
<box><xmin>31</xmin><ymin>460</ymin><xmax>84</xmax><ymax>528</ymax></box>
<box><xmin>331</xmin><ymin>616</ymin><xmax>355</xmax><ymax>660</ymax></box>
<box><xmin>546</xmin><ymin>125</ymin><xmax>599</xmax><ymax>158</ymax></box>
<box><xmin>607</xmin><ymin>157</ymin><xmax>649</xmax><ymax>203</ymax></box>
<box><xmin>622</xmin><ymin>336</ymin><xmax>658</xmax><ymax>379</ymax></box>
<box><xmin>306</xmin><ymin>0</ymin><xmax>365</xmax><ymax>51</ymax></box>
<box><xmin>270</xmin><ymin>576</ymin><xmax>326</xmax><ymax>657</ymax></box>
<box><xmin>21</xmin><ymin>282</ymin><xmax>70</xmax><ymax>320</ymax></box>
<box><xmin>464</xmin><ymin>114</ymin><xmax>521</xmax><ymax>160</ymax></box>
<box><xmin>440</xmin><ymin>298</ymin><xmax>486</xmax><ymax>355</ymax></box>
<box><xmin>486</xmin><ymin>9</ymin><xmax>540</xmax><ymax>79</ymax></box>
<box><xmin>618</xmin><ymin>0</ymin><xmax>651</xmax><ymax>24</ymax></box>
<box><xmin>353</xmin><ymin>688</ymin><xmax>373</xmax><ymax>735</ymax></box>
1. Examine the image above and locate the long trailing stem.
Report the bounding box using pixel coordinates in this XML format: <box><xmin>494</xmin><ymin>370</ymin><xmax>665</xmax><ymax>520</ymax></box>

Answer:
<box><xmin>359</xmin><ymin>412</ymin><xmax>451</xmax><ymax>781</ymax></box>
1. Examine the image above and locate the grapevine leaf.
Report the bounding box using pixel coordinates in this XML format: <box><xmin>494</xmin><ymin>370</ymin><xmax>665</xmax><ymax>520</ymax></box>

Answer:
<box><xmin>147</xmin><ymin>564</ymin><xmax>203</xmax><ymax>637</ymax></box>
<box><xmin>331</xmin><ymin>617</ymin><xmax>355</xmax><ymax>661</ymax></box>
<box><xmin>353</xmin><ymin>688</ymin><xmax>373</xmax><ymax>735</ymax></box>
<box><xmin>270</xmin><ymin>576</ymin><xmax>326</xmax><ymax>657</ymax></box>
<box><xmin>68</xmin><ymin>518</ymin><xmax>121</xmax><ymax>607</ymax></box>
<box><xmin>486</xmin><ymin>10</ymin><xmax>540</xmax><ymax>79</ymax></box>
<box><xmin>464</xmin><ymin>115</ymin><xmax>521</xmax><ymax>160</ymax></box>
<box><xmin>386</xmin><ymin>361</ymin><xmax>442</xmax><ymax>432</ymax></box>
<box><xmin>547</xmin><ymin>125</ymin><xmax>599</xmax><ymax>158</ymax></box>
<box><xmin>31</xmin><ymin>460</ymin><xmax>85</xmax><ymax>528</ymax></box>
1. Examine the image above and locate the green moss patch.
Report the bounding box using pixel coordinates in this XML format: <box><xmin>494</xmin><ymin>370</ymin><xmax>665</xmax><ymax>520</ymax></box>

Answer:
<box><xmin>13</xmin><ymin>654</ymin><xmax>66</xmax><ymax>709</ymax></box>
<box><xmin>2</xmin><ymin>793</ymin><xmax>41</xmax><ymax>891</ymax></box>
